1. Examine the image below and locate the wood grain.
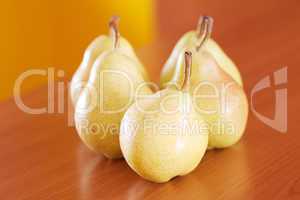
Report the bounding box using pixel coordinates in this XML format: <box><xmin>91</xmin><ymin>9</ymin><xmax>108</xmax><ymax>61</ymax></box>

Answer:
<box><xmin>0</xmin><ymin>0</ymin><xmax>299</xmax><ymax>199</ymax></box>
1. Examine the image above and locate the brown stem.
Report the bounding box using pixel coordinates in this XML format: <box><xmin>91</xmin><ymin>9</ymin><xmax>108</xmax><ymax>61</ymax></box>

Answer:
<box><xmin>182</xmin><ymin>51</ymin><xmax>192</xmax><ymax>91</ymax></box>
<box><xmin>109</xmin><ymin>16</ymin><xmax>120</xmax><ymax>49</ymax></box>
<box><xmin>196</xmin><ymin>16</ymin><xmax>214</xmax><ymax>51</ymax></box>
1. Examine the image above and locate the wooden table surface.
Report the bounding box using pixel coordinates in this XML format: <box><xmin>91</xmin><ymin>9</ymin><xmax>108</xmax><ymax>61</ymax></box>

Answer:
<box><xmin>0</xmin><ymin>0</ymin><xmax>299</xmax><ymax>199</ymax></box>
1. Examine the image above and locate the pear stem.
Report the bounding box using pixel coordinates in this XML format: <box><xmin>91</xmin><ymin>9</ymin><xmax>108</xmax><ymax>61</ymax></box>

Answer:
<box><xmin>182</xmin><ymin>51</ymin><xmax>192</xmax><ymax>91</ymax></box>
<box><xmin>109</xmin><ymin>16</ymin><xmax>120</xmax><ymax>49</ymax></box>
<box><xmin>196</xmin><ymin>16</ymin><xmax>214</xmax><ymax>51</ymax></box>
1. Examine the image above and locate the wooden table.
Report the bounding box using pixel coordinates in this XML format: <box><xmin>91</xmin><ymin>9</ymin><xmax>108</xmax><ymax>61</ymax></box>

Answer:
<box><xmin>0</xmin><ymin>0</ymin><xmax>299</xmax><ymax>199</ymax></box>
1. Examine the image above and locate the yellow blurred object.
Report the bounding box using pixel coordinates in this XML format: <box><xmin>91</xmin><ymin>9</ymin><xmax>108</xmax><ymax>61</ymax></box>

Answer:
<box><xmin>0</xmin><ymin>0</ymin><xmax>155</xmax><ymax>101</ymax></box>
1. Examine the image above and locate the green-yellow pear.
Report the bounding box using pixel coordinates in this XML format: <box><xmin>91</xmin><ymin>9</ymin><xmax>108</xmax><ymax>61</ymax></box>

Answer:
<box><xmin>74</xmin><ymin>25</ymin><xmax>153</xmax><ymax>159</ymax></box>
<box><xmin>70</xmin><ymin>16</ymin><xmax>149</xmax><ymax>106</ymax></box>
<box><xmin>171</xmin><ymin>17</ymin><xmax>248</xmax><ymax>149</ymax></box>
<box><xmin>120</xmin><ymin>52</ymin><xmax>208</xmax><ymax>183</ymax></box>
<box><xmin>160</xmin><ymin>16</ymin><xmax>243</xmax><ymax>88</ymax></box>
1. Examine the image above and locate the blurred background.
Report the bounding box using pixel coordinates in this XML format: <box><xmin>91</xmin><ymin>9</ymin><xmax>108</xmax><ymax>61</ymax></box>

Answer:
<box><xmin>0</xmin><ymin>0</ymin><xmax>298</xmax><ymax>101</ymax></box>
<box><xmin>1</xmin><ymin>0</ymin><xmax>156</xmax><ymax>100</ymax></box>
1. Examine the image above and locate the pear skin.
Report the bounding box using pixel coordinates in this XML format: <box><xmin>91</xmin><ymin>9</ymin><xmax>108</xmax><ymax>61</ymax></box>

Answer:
<box><xmin>120</xmin><ymin>89</ymin><xmax>208</xmax><ymax>183</ymax></box>
<box><xmin>160</xmin><ymin>17</ymin><xmax>242</xmax><ymax>88</ymax></box>
<box><xmin>171</xmin><ymin>17</ymin><xmax>248</xmax><ymax>149</ymax></box>
<box><xmin>120</xmin><ymin>52</ymin><xmax>208</xmax><ymax>182</ymax></box>
<box><xmin>75</xmin><ymin>49</ymin><xmax>152</xmax><ymax>158</ymax></box>
<box><xmin>71</xmin><ymin>16</ymin><xmax>149</xmax><ymax>106</ymax></box>
<box><xmin>173</xmin><ymin>50</ymin><xmax>248</xmax><ymax>148</ymax></box>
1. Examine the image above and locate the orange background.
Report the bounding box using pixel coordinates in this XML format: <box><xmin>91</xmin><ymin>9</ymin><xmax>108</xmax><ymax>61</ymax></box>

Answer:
<box><xmin>0</xmin><ymin>0</ymin><xmax>156</xmax><ymax>100</ymax></box>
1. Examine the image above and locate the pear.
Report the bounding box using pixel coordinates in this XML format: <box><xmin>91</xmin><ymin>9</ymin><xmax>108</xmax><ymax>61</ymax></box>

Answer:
<box><xmin>70</xmin><ymin>16</ymin><xmax>149</xmax><ymax>106</ymax></box>
<box><xmin>120</xmin><ymin>52</ymin><xmax>209</xmax><ymax>183</ymax></box>
<box><xmin>160</xmin><ymin>16</ymin><xmax>243</xmax><ymax>88</ymax></box>
<box><xmin>172</xmin><ymin>16</ymin><xmax>248</xmax><ymax>149</ymax></box>
<box><xmin>74</xmin><ymin>22</ymin><xmax>152</xmax><ymax>159</ymax></box>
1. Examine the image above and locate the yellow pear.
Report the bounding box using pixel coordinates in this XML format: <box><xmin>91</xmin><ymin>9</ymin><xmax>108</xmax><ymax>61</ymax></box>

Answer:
<box><xmin>70</xmin><ymin>16</ymin><xmax>149</xmax><ymax>106</ymax></box>
<box><xmin>172</xmin><ymin>16</ymin><xmax>248</xmax><ymax>149</ymax></box>
<box><xmin>120</xmin><ymin>52</ymin><xmax>208</xmax><ymax>183</ymax></box>
<box><xmin>74</xmin><ymin>24</ymin><xmax>152</xmax><ymax>159</ymax></box>
<box><xmin>160</xmin><ymin>16</ymin><xmax>243</xmax><ymax>88</ymax></box>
